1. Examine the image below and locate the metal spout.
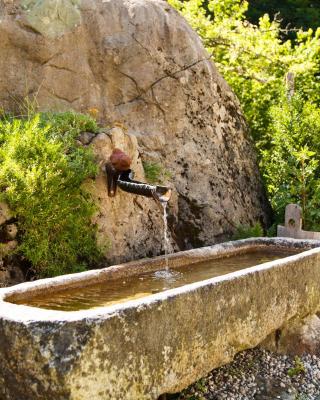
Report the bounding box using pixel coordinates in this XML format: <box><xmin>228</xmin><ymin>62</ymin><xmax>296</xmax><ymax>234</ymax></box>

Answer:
<box><xmin>105</xmin><ymin>163</ymin><xmax>120</xmax><ymax>197</ymax></box>
<box><xmin>105</xmin><ymin>165</ymin><xmax>172</xmax><ymax>203</ymax></box>
<box><xmin>152</xmin><ymin>186</ymin><xmax>172</xmax><ymax>203</ymax></box>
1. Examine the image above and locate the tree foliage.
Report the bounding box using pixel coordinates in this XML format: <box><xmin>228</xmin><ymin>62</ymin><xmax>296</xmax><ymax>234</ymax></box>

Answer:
<box><xmin>169</xmin><ymin>0</ymin><xmax>320</xmax><ymax>227</ymax></box>
<box><xmin>247</xmin><ymin>0</ymin><xmax>320</xmax><ymax>35</ymax></box>
<box><xmin>261</xmin><ymin>93</ymin><xmax>320</xmax><ymax>230</ymax></box>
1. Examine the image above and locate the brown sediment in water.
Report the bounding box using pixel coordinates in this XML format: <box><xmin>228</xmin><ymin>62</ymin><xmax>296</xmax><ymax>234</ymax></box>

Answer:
<box><xmin>13</xmin><ymin>248</ymin><xmax>301</xmax><ymax>312</ymax></box>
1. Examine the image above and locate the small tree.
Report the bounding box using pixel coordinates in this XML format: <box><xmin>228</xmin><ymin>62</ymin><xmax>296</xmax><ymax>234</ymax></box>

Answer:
<box><xmin>261</xmin><ymin>93</ymin><xmax>320</xmax><ymax>229</ymax></box>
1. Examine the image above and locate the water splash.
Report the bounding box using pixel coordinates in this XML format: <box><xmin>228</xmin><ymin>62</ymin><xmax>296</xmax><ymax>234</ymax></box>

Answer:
<box><xmin>153</xmin><ymin>268</ymin><xmax>182</xmax><ymax>288</ymax></box>
<box><xmin>162</xmin><ymin>202</ymin><xmax>171</xmax><ymax>271</ymax></box>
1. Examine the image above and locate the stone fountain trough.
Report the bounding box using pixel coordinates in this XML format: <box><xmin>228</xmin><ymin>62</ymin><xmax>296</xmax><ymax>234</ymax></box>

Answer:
<box><xmin>1</xmin><ymin>237</ymin><xmax>320</xmax><ymax>400</ymax></box>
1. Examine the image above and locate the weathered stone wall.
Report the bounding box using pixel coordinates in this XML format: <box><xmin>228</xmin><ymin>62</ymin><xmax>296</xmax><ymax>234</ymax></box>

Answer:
<box><xmin>0</xmin><ymin>0</ymin><xmax>272</xmax><ymax>263</ymax></box>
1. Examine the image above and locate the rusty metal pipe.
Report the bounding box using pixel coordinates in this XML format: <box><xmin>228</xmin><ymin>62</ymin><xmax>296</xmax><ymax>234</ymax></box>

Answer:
<box><xmin>105</xmin><ymin>164</ymin><xmax>171</xmax><ymax>203</ymax></box>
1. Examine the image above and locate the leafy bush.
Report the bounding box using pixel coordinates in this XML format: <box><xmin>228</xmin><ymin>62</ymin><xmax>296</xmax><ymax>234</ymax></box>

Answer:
<box><xmin>232</xmin><ymin>222</ymin><xmax>264</xmax><ymax>240</ymax></box>
<box><xmin>246</xmin><ymin>0</ymin><xmax>320</xmax><ymax>36</ymax></box>
<box><xmin>261</xmin><ymin>93</ymin><xmax>320</xmax><ymax>230</ymax></box>
<box><xmin>287</xmin><ymin>356</ymin><xmax>306</xmax><ymax>377</ymax></box>
<box><xmin>0</xmin><ymin>112</ymin><xmax>102</xmax><ymax>277</ymax></box>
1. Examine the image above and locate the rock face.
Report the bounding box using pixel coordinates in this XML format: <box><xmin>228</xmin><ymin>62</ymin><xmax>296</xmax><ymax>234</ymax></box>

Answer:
<box><xmin>0</xmin><ymin>0</ymin><xmax>271</xmax><ymax>262</ymax></box>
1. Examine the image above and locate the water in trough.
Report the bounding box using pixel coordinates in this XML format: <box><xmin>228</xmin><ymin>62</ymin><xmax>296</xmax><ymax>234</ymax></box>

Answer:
<box><xmin>15</xmin><ymin>247</ymin><xmax>300</xmax><ymax>312</ymax></box>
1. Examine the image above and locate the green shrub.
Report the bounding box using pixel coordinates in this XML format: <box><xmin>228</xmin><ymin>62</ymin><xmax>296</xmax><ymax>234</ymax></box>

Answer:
<box><xmin>232</xmin><ymin>222</ymin><xmax>264</xmax><ymax>240</ymax></box>
<box><xmin>261</xmin><ymin>93</ymin><xmax>320</xmax><ymax>230</ymax></box>
<box><xmin>142</xmin><ymin>161</ymin><xmax>171</xmax><ymax>184</ymax></box>
<box><xmin>287</xmin><ymin>356</ymin><xmax>306</xmax><ymax>377</ymax></box>
<box><xmin>0</xmin><ymin>112</ymin><xmax>102</xmax><ymax>277</ymax></box>
<box><xmin>178</xmin><ymin>376</ymin><xmax>208</xmax><ymax>400</ymax></box>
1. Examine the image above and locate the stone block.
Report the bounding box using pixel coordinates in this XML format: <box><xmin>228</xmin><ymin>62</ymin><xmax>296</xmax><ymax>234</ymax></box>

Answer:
<box><xmin>262</xmin><ymin>314</ymin><xmax>320</xmax><ymax>356</ymax></box>
<box><xmin>277</xmin><ymin>203</ymin><xmax>320</xmax><ymax>240</ymax></box>
<box><xmin>0</xmin><ymin>203</ymin><xmax>12</xmax><ymax>226</ymax></box>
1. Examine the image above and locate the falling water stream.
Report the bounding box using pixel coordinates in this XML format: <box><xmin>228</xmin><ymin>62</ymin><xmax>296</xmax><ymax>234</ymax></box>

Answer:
<box><xmin>162</xmin><ymin>201</ymin><xmax>171</xmax><ymax>271</ymax></box>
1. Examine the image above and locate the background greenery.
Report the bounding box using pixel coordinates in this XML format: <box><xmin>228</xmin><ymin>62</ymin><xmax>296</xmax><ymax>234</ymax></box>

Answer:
<box><xmin>169</xmin><ymin>0</ymin><xmax>320</xmax><ymax>232</ymax></box>
<box><xmin>246</xmin><ymin>0</ymin><xmax>320</xmax><ymax>35</ymax></box>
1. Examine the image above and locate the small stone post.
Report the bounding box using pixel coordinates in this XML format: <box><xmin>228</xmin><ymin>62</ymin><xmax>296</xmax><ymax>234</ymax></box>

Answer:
<box><xmin>277</xmin><ymin>203</ymin><xmax>320</xmax><ymax>239</ymax></box>
<box><xmin>285</xmin><ymin>72</ymin><xmax>295</xmax><ymax>100</ymax></box>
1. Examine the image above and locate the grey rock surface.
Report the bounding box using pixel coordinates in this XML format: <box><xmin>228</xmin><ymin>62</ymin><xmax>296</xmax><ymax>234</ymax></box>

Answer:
<box><xmin>5</xmin><ymin>224</ymin><xmax>18</xmax><ymax>241</ymax></box>
<box><xmin>0</xmin><ymin>203</ymin><xmax>21</xmax><ymax>287</ymax></box>
<box><xmin>0</xmin><ymin>0</ymin><xmax>271</xmax><ymax>262</ymax></box>
<box><xmin>0</xmin><ymin>203</ymin><xmax>12</xmax><ymax>226</ymax></box>
<box><xmin>262</xmin><ymin>314</ymin><xmax>320</xmax><ymax>356</ymax></box>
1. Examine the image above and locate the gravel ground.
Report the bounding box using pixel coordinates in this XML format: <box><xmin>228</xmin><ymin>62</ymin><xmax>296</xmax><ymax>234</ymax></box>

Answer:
<box><xmin>177</xmin><ymin>349</ymin><xmax>320</xmax><ymax>400</ymax></box>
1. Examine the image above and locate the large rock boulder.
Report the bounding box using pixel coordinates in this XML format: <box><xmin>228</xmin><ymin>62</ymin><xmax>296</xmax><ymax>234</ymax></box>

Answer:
<box><xmin>0</xmin><ymin>0</ymin><xmax>271</xmax><ymax>262</ymax></box>
<box><xmin>262</xmin><ymin>314</ymin><xmax>320</xmax><ymax>356</ymax></box>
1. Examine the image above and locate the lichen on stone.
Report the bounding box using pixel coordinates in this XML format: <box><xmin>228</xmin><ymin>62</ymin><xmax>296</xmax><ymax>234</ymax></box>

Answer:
<box><xmin>21</xmin><ymin>0</ymin><xmax>82</xmax><ymax>38</ymax></box>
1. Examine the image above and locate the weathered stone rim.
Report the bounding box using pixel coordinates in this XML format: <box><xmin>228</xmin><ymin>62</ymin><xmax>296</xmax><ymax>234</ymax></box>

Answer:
<box><xmin>0</xmin><ymin>237</ymin><xmax>319</xmax><ymax>322</ymax></box>
<box><xmin>1</xmin><ymin>237</ymin><xmax>320</xmax><ymax>400</ymax></box>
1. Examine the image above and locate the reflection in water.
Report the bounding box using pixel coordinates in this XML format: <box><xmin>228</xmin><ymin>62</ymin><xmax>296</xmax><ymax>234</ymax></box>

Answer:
<box><xmin>15</xmin><ymin>248</ymin><xmax>300</xmax><ymax>312</ymax></box>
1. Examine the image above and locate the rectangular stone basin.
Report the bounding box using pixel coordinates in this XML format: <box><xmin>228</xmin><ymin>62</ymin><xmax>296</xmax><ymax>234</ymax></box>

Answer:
<box><xmin>0</xmin><ymin>237</ymin><xmax>320</xmax><ymax>400</ymax></box>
